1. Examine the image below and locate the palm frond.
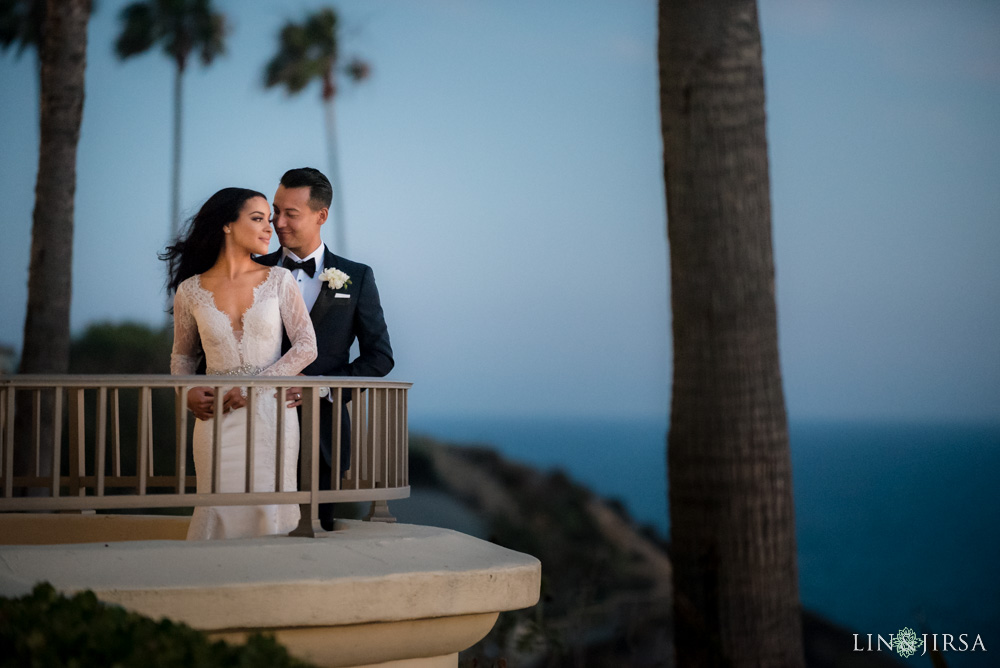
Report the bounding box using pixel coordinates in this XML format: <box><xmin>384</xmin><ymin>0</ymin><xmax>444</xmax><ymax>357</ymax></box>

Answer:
<box><xmin>114</xmin><ymin>0</ymin><xmax>225</xmax><ymax>68</ymax></box>
<box><xmin>0</xmin><ymin>0</ymin><xmax>44</xmax><ymax>57</ymax></box>
<box><xmin>196</xmin><ymin>10</ymin><xmax>225</xmax><ymax>66</ymax></box>
<box><xmin>263</xmin><ymin>7</ymin><xmax>345</xmax><ymax>97</ymax></box>
<box><xmin>304</xmin><ymin>7</ymin><xmax>337</xmax><ymax>61</ymax></box>
<box><xmin>114</xmin><ymin>2</ymin><xmax>156</xmax><ymax>59</ymax></box>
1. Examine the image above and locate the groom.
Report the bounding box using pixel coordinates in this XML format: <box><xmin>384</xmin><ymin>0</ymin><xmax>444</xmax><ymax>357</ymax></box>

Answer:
<box><xmin>259</xmin><ymin>167</ymin><xmax>394</xmax><ymax>530</ymax></box>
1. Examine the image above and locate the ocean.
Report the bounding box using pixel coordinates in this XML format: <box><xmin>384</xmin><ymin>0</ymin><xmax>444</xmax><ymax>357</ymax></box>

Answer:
<box><xmin>410</xmin><ymin>416</ymin><xmax>1000</xmax><ymax>666</ymax></box>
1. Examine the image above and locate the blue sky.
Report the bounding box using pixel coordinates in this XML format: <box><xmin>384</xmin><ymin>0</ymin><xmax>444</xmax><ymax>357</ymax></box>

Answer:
<box><xmin>1</xmin><ymin>0</ymin><xmax>997</xmax><ymax>423</ymax></box>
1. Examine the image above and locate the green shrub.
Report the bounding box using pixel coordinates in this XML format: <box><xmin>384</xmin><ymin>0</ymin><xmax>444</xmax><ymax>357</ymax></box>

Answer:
<box><xmin>0</xmin><ymin>583</ymin><xmax>315</xmax><ymax>668</ymax></box>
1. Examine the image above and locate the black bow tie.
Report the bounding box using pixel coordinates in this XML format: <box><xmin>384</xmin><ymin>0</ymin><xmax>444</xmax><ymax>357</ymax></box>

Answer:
<box><xmin>282</xmin><ymin>257</ymin><xmax>316</xmax><ymax>278</ymax></box>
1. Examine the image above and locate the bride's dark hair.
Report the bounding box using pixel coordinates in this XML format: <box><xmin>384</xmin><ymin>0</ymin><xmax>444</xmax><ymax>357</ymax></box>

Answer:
<box><xmin>161</xmin><ymin>187</ymin><xmax>267</xmax><ymax>296</ymax></box>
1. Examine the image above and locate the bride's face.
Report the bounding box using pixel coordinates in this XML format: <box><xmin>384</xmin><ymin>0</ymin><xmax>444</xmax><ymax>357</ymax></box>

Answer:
<box><xmin>226</xmin><ymin>196</ymin><xmax>272</xmax><ymax>256</ymax></box>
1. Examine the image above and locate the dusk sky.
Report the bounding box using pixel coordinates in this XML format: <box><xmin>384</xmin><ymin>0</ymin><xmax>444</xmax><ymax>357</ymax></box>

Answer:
<box><xmin>1</xmin><ymin>0</ymin><xmax>997</xmax><ymax>423</ymax></box>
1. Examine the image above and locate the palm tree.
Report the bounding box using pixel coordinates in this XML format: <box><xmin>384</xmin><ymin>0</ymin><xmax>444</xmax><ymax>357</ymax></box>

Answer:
<box><xmin>264</xmin><ymin>7</ymin><xmax>370</xmax><ymax>256</ymax></box>
<box><xmin>114</xmin><ymin>0</ymin><xmax>226</xmax><ymax>243</ymax></box>
<box><xmin>658</xmin><ymin>0</ymin><xmax>806</xmax><ymax>665</ymax></box>
<box><xmin>13</xmin><ymin>0</ymin><xmax>92</xmax><ymax>480</ymax></box>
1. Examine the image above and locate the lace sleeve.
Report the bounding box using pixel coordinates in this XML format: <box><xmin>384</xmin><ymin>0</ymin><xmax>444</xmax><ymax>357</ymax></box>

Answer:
<box><xmin>260</xmin><ymin>269</ymin><xmax>318</xmax><ymax>377</ymax></box>
<box><xmin>170</xmin><ymin>282</ymin><xmax>200</xmax><ymax>375</ymax></box>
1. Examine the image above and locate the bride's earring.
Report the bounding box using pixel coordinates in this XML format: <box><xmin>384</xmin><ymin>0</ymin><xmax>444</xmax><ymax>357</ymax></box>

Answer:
<box><xmin>223</xmin><ymin>227</ymin><xmax>231</xmax><ymax>234</ymax></box>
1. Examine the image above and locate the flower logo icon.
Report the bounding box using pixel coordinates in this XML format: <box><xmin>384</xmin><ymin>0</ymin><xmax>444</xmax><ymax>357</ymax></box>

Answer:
<box><xmin>893</xmin><ymin>627</ymin><xmax>924</xmax><ymax>658</ymax></box>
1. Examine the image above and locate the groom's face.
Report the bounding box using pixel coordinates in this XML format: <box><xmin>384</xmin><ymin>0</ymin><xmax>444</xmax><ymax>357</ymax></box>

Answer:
<box><xmin>272</xmin><ymin>185</ymin><xmax>327</xmax><ymax>258</ymax></box>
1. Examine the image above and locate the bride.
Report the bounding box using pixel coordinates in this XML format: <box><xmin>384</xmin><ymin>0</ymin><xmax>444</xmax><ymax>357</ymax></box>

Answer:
<box><xmin>164</xmin><ymin>187</ymin><xmax>317</xmax><ymax>540</ymax></box>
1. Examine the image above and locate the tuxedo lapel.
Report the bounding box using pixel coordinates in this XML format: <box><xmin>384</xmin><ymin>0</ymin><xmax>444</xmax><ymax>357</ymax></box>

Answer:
<box><xmin>308</xmin><ymin>248</ymin><xmax>342</xmax><ymax>327</ymax></box>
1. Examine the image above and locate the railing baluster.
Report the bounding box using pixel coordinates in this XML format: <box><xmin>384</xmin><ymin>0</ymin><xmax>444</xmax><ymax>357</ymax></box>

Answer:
<box><xmin>0</xmin><ymin>388</ymin><xmax>4</xmax><ymax>494</ymax></box>
<box><xmin>246</xmin><ymin>387</ymin><xmax>256</xmax><ymax>493</ymax></box>
<box><xmin>368</xmin><ymin>389</ymin><xmax>377</xmax><ymax>488</ymax></box>
<box><xmin>96</xmin><ymin>387</ymin><xmax>107</xmax><ymax>497</ymax></box>
<box><xmin>351</xmin><ymin>391</ymin><xmax>362</xmax><ymax>490</ymax></box>
<box><xmin>363</xmin><ymin>388</ymin><xmax>378</xmax><ymax>489</ymax></box>
<box><xmin>3</xmin><ymin>388</ymin><xmax>13</xmax><ymax>498</ymax></box>
<box><xmin>403</xmin><ymin>389</ymin><xmax>409</xmax><ymax>485</ymax></box>
<box><xmin>388</xmin><ymin>388</ymin><xmax>398</xmax><ymax>487</ymax></box>
<box><xmin>275</xmin><ymin>385</ymin><xmax>284</xmax><ymax>492</ymax></box>
<box><xmin>332</xmin><ymin>387</ymin><xmax>342</xmax><ymax>490</ymax></box>
<box><xmin>0</xmin><ymin>388</ymin><xmax>4</xmax><ymax>475</ymax></box>
<box><xmin>32</xmin><ymin>389</ymin><xmax>41</xmax><ymax>476</ymax></box>
<box><xmin>111</xmin><ymin>389</ymin><xmax>121</xmax><ymax>477</ymax></box>
<box><xmin>363</xmin><ymin>389</ymin><xmax>373</xmax><ymax>487</ymax></box>
<box><xmin>395</xmin><ymin>388</ymin><xmax>406</xmax><ymax>487</ymax></box>
<box><xmin>212</xmin><ymin>386</ymin><xmax>223</xmax><ymax>494</ymax></box>
<box><xmin>379</xmin><ymin>388</ymin><xmax>389</xmax><ymax>487</ymax></box>
<box><xmin>68</xmin><ymin>388</ymin><xmax>86</xmax><ymax>499</ymax></box>
<box><xmin>175</xmin><ymin>387</ymin><xmax>187</xmax><ymax>495</ymax></box>
<box><xmin>137</xmin><ymin>386</ymin><xmax>150</xmax><ymax>496</ymax></box>
<box><xmin>51</xmin><ymin>388</ymin><xmax>63</xmax><ymax>498</ymax></box>
<box><xmin>146</xmin><ymin>389</ymin><xmax>155</xmax><ymax>477</ymax></box>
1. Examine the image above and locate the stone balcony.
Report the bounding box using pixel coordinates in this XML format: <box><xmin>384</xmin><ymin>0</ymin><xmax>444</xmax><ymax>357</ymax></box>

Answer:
<box><xmin>0</xmin><ymin>375</ymin><xmax>541</xmax><ymax>667</ymax></box>
<box><xmin>0</xmin><ymin>514</ymin><xmax>541</xmax><ymax>668</ymax></box>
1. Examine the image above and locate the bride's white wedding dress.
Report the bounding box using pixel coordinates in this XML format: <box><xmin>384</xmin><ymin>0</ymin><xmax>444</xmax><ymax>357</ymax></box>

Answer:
<box><xmin>170</xmin><ymin>266</ymin><xmax>317</xmax><ymax>540</ymax></box>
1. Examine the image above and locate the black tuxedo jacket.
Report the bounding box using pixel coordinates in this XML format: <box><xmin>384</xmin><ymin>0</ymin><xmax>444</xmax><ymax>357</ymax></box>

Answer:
<box><xmin>255</xmin><ymin>247</ymin><xmax>394</xmax><ymax>379</ymax></box>
<box><xmin>254</xmin><ymin>247</ymin><xmax>393</xmax><ymax>482</ymax></box>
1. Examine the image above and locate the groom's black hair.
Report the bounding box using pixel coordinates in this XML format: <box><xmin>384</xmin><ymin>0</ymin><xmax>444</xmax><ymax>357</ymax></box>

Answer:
<box><xmin>280</xmin><ymin>167</ymin><xmax>333</xmax><ymax>211</ymax></box>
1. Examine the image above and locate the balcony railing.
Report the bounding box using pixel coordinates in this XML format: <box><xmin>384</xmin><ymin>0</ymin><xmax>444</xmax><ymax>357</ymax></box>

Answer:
<box><xmin>0</xmin><ymin>375</ymin><xmax>411</xmax><ymax>536</ymax></box>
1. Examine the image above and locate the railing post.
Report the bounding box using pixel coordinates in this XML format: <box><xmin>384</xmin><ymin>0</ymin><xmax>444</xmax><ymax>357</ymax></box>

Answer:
<box><xmin>364</xmin><ymin>499</ymin><xmax>396</xmax><ymax>523</ymax></box>
<box><xmin>290</xmin><ymin>386</ymin><xmax>326</xmax><ymax>537</ymax></box>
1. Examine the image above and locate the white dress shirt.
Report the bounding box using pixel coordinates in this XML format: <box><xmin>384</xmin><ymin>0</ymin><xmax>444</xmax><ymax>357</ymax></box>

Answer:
<box><xmin>282</xmin><ymin>244</ymin><xmax>326</xmax><ymax>311</ymax></box>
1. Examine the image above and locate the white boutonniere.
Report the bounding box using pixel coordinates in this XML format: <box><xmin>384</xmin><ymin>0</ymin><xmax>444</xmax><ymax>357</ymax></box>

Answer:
<box><xmin>319</xmin><ymin>267</ymin><xmax>352</xmax><ymax>290</ymax></box>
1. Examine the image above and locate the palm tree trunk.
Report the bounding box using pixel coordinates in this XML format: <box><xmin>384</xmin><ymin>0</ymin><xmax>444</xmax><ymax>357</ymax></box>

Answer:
<box><xmin>16</xmin><ymin>0</ymin><xmax>91</xmax><ymax>479</ymax></box>
<box><xmin>658</xmin><ymin>1</ymin><xmax>805</xmax><ymax>665</ymax></box>
<box><xmin>323</xmin><ymin>98</ymin><xmax>348</xmax><ymax>255</ymax></box>
<box><xmin>171</xmin><ymin>63</ymin><xmax>183</xmax><ymax>241</ymax></box>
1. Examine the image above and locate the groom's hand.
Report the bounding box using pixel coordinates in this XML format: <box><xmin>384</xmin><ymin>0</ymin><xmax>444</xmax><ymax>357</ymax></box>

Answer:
<box><xmin>221</xmin><ymin>388</ymin><xmax>246</xmax><ymax>414</ymax></box>
<box><xmin>281</xmin><ymin>374</ymin><xmax>305</xmax><ymax>408</ymax></box>
<box><xmin>187</xmin><ymin>387</ymin><xmax>215</xmax><ymax>420</ymax></box>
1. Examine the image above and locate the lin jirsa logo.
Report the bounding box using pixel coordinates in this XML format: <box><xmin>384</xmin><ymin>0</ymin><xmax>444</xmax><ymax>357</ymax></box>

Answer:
<box><xmin>854</xmin><ymin>627</ymin><xmax>987</xmax><ymax>658</ymax></box>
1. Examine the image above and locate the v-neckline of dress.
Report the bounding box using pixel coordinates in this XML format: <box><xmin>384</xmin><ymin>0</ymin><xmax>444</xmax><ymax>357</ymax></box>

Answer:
<box><xmin>194</xmin><ymin>267</ymin><xmax>275</xmax><ymax>343</ymax></box>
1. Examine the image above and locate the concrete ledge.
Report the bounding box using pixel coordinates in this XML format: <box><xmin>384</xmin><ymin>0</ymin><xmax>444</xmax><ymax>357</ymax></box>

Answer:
<box><xmin>0</xmin><ymin>513</ymin><xmax>190</xmax><ymax>545</ymax></box>
<box><xmin>0</xmin><ymin>518</ymin><xmax>541</xmax><ymax>667</ymax></box>
<box><xmin>0</xmin><ymin>520</ymin><xmax>540</xmax><ymax>628</ymax></box>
